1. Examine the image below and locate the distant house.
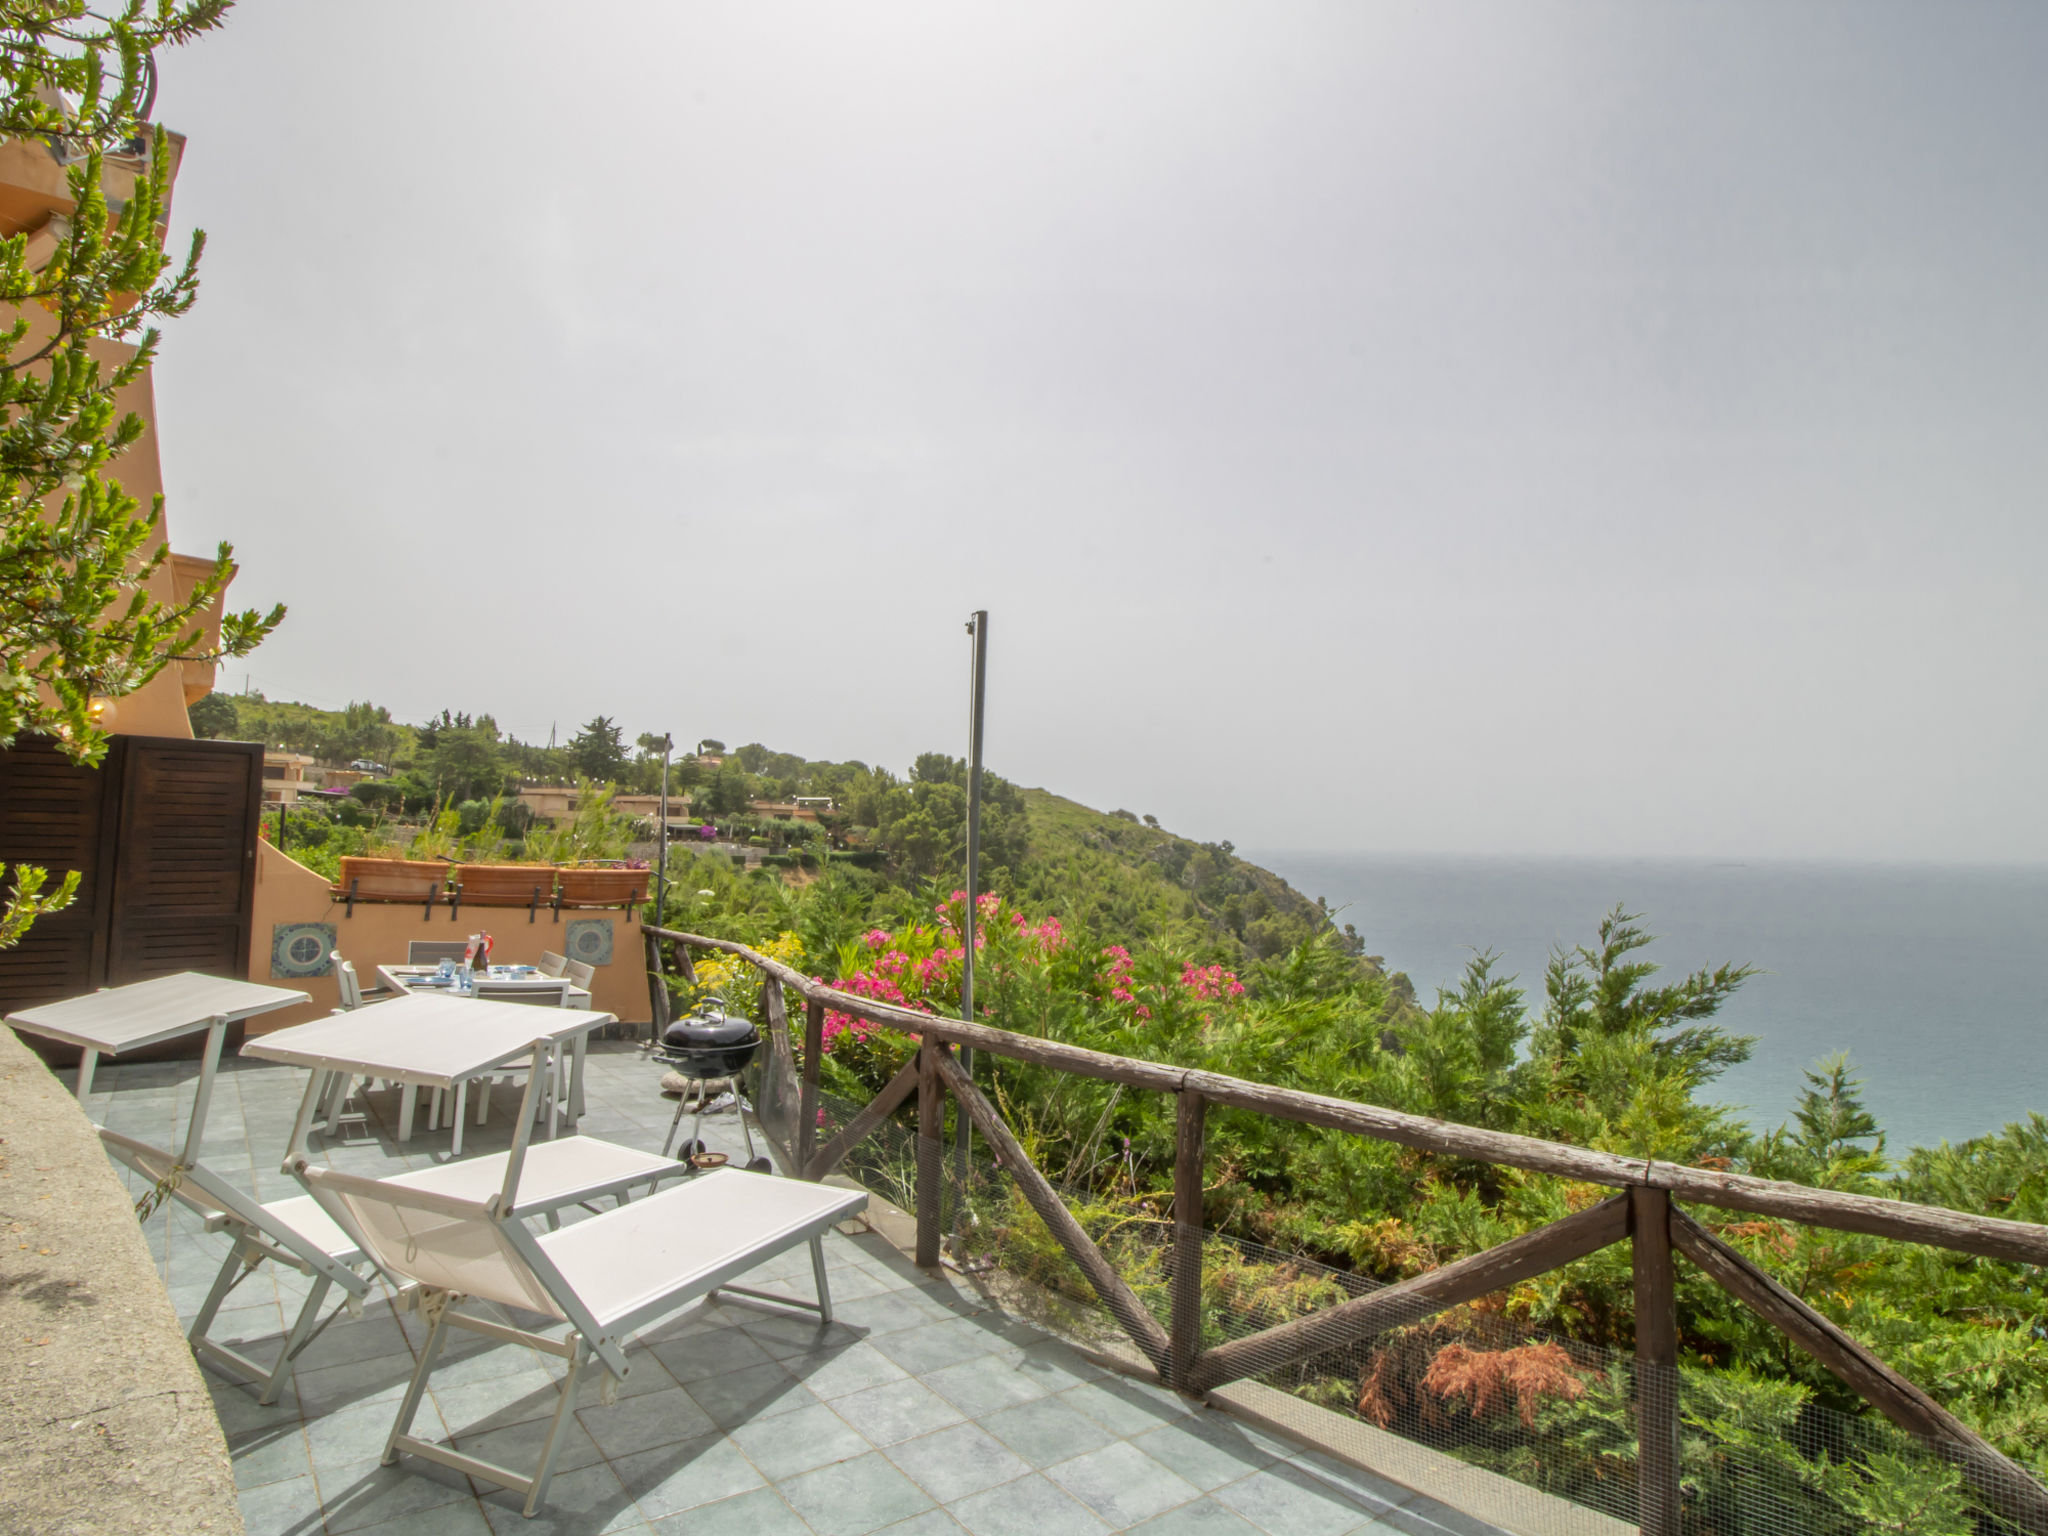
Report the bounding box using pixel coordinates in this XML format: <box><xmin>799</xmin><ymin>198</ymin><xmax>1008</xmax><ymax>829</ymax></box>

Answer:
<box><xmin>612</xmin><ymin>791</ymin><xmax>696</xmax><ymax>834</ymax></box>
<box><xmin>517</xmin><ymin>784</ymin><xmax>578</xmax><ymax>824</ymax></box>
<box><xmin>261</xmin><ymin>750</ymin><xmax>317</xmax><ymax>805</ymax></box>
<box><xmin>749</xmin><ymin>798</ymin><xmax>827</xmax><ymax>823</ymax></box>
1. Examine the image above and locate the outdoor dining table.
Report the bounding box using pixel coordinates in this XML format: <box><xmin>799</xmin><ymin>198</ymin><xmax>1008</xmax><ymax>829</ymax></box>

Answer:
<box><xmin>240</xmin><ymin>992</ymin><xmax>615</xmax><ymax>1159</ymax></box>
<box><xmin>374</xmin><ymin>964</ymin><xmax>593</xmax><ymax>1009</ymax></box>
<box><xmin>3</xmin><ymin>972</ymin><xmax>310</xmax><ymax>1166</ymax></box>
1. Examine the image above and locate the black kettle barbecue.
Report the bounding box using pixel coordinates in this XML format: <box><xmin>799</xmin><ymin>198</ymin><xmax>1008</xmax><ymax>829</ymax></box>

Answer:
<box><xmin>656</xmin><ymin>997</ymin><xmax>771</xmax><ymax>1171</ymax></box>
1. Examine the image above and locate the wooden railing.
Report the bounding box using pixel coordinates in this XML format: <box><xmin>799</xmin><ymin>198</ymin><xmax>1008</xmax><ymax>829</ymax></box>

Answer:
<box><xmin>645</xmin><ymin>927</ymin><xmax>2048</xmax><ymax>1536</ymax></box>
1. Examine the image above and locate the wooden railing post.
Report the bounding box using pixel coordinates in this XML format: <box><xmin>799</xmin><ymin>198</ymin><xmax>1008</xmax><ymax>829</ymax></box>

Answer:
<box><xmin>1171</xmin><ymin>1088</ymin><xmax>1206</xmax><ymax>1393</ymax></box>
<box><xmin>796</xmin><ymin>992</ymin><xmax>823</xmax><ymax>1177</ymax></box>
<box><xmin>1632</xmin><ymin>1187</ymin><xmax>1681</xmax><ymax>1536</ymax></box>
<box><xmin>916</xmin><ymin>1040</ymin><xmax>945</xmax><ymax>1268</ymax></box>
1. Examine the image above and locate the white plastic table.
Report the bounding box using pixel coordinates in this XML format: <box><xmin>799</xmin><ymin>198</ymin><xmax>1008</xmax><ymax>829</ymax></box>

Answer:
<box><xmin>241</xmin><ymin>993</ymin><xmax>614</xmax><ymax>1158</ymax></box>
<box><xmin>4</xmin><ymin>973</ymin><xmax>311</xmax><ymax>1166</ymax></box>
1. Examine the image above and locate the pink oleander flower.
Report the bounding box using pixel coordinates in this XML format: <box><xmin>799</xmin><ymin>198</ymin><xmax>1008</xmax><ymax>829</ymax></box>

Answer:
<box><xmin>1180</xmin><ymin>961</ymin><xmax>1246</xmax><ymax>1001</ymax></box>
<box><xmin>865</xmin><ymin>929</ymin><xmax>892</xmax><ymax>949</ymax></box>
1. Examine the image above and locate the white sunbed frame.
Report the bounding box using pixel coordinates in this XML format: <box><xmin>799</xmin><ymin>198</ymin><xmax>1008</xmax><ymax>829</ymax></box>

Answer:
<box><xmin>99</xmin><ymin>1126</ymin><xmax>376</xmax><ymax>1405</ymax></box>
<box><xmin>298</xmin><ymin>1045</ymin><xmax>868</xmax><ymax>1517</ymax></box>
<box><xmin>103</xmin><ymin>1044</ymin><xmax>693</xmax><ymax>1406</ymax></box>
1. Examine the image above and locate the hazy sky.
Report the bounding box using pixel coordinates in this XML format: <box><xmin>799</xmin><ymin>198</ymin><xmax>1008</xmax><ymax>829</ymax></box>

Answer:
<box><xmin>149</xmin><ymin>2</ymin><xmax>2048</xmax><ymax>861</ymax></box>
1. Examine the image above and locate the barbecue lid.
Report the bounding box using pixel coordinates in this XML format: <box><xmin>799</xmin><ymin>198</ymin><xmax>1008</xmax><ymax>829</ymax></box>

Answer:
<box><xmin>662</xmin><ymin>998</ymin><xmax>758</xmax><ymax>1050</ymax></box>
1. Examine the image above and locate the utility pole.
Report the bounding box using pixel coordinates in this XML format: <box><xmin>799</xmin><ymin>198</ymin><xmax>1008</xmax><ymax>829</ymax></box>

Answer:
<box><xmin>953</xmin><ymin>611</ymin><xmax>989</xmax><ymax>1252</ymax></box>
<box><xmin>655</xmin><ymin>733</ymin><xmax>673</xmax><ymax>919</ymax></box>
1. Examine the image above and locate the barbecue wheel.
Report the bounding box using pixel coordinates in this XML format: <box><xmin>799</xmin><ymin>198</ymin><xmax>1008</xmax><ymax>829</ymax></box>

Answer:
<box><xmin>674</xmin><ymin>1138</ymin><xmax>706</xmax><ymax>1159</ymax></box>
<box><xmin>745</xmin><ymin>1156</ymin><xmax>773</xmax><ymax>1173</ymax></box>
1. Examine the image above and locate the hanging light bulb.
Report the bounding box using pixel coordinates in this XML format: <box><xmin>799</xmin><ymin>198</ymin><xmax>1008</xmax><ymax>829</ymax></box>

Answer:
<box><xmin>88</xmin><ymin>695</ymin><xmax>118</xmax><ymax>727</ymax></box>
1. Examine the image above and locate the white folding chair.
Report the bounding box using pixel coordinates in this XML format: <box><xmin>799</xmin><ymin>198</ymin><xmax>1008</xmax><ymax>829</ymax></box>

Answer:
<box><xmin>100</xmin><ymin>1128</ymin><xmax>374</xmax><ymax>1404</ymax></box>
<box><xmin>327</xmin><ymin>954</ymin><xmax>401</xmax><ymax>1136</ymax></box>
<box><xmin>409</xmin><ymin>940</ymin><xmax>472</xmax><ymax>966</ymax></box>
<box><xmin>537</xmin><ymin>950</ymin><xmax>569</xmax><ymax>978</ymax></box>
<box><xmin>298</xmin><ymin>1077</ymin><xmax>866</xmax><ymax>1516</ymax></box>
<box><xmin>563</xmin><ymin>957</ymin><xmax>597</xmax><ymax>991</ymax></box>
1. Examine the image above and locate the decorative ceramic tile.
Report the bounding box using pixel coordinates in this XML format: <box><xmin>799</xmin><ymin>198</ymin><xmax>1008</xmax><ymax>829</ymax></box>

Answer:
<box><xmin>271</xmin><ymin>922</ymin><xmax>337</xmax><ymax>978</ymax></box>
<box><xmin>565</xmin><ymin>917</ymin><xmax>613</xmax><ymax>967</ymax></box>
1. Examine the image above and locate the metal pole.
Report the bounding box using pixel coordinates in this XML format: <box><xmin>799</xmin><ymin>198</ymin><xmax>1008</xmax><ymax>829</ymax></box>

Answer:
<box><xmin>953</xmin><ymin>611</ymin><xmax>988</xmax><ymax>1252</ymax></box>
<box><xmin>655</xmin><ymin>734</ymin><xmax>672</xmax><ymax>921</ymax></box>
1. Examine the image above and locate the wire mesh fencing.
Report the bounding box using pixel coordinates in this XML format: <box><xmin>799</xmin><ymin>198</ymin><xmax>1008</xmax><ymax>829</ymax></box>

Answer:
<box><xmin>796</xmin><ymin>1077</ymin><xmax>2041</xmax><ymax>1536</ymax></box>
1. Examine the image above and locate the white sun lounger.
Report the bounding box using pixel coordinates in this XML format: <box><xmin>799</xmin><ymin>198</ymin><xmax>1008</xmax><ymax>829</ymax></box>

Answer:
<box><xmin>299</xmin><ymin>1143</ymin><xmax>866</xmax><ymax>1514</ymax></box>
<box><xmin>102</xmin><ymin>1065</ymin><xmax>690</xmax><ymax>1404</ymax></box>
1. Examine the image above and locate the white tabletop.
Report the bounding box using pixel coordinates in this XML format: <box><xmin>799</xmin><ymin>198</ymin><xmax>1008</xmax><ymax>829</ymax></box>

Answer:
<box><xmin>240</xmin><ymin>993</ymin><xmax>614</xmax><ymax>1089</ymax></box>
<box><xmin>5</xmin><ymin>973</ymin><xmax>312</xmax><ymax>1054</ymax></box>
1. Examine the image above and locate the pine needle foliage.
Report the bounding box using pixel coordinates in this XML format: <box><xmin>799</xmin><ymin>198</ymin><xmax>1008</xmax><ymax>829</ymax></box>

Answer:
<box><xmin>0</xmin><ymin>1</ymin><xmax>281</xmax><ymax>764</ymax></box>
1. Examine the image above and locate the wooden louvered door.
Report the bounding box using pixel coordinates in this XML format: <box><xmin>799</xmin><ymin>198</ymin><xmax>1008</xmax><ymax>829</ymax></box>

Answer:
<box><xmin>0</xmin><ymin>734</ymin><xmax>119</xmax><ymax>1012</ymax></box>
<box><xmin>103</xmin><ymin>736</ymin><xmax>263</xmax><ymax>987</ymax></box>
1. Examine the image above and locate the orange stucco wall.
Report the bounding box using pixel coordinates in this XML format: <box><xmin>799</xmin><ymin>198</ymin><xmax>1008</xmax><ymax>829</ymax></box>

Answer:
<box><xmin>245</xmin><ymin>843</ymin><xmax>654</xmax><ymax>1032</ymax></box>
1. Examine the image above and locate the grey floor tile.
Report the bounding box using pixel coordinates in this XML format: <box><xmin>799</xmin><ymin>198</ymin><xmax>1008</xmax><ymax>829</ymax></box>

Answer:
<box><xmin>1210</xmin><ymin>1464</ymin><xmax>1383</xmax><ymax>1536</ymax></box>
<box><xmin>236</xmin><ymin>1471</ymin><xmax>325</xmax><ymax>1536</ymax></box>
<box><xmin>1132</xmin><ymin>1413</ymin><xmax>1281</xmax><ymax>1492</ymax></box>
<box><xmin>832</xmin><ymin>1288</ymin><xmax>955</xmax><ymax>1338</ymax></box>
<box><xmin>612</xmin><ymin>1432</ymin><xmax>767</xmax><ymax>1519</ymax></box>
<box><xmin>577</xmin><ymin>1383</ymin><xmax>718</xmax><ymax>1459</ymax></box>
<box><xmin>681</xmin><ymin>1361</ymin><xmax>814</xmax><ymax>1431</ymax></box>
<box><xmin>209</xmin><ymin>1378</ymin><xmax>304</xmax><ymax>1438</ymax></box>
<box><xmin>648</xmin><ymin>1486</ymin><xmax>814</xmax><ymax>1535</ymax></box>
<box><xmin>875</xmin><ymin>1514</ymin><xmax>969</xmax><ymax>1535</ymax></box>
<box><xmin>478</xmin><ymin>1459</ymin><xmax>645</xmax><ymax>1534</ymax></box>
<box><xmin>317</xmin><ymin>1454</ymin><xmax>474</xmax><ymax>1534</ymax></box>
<box><xmin>1124</xmin><ymin>1497</ymin><xmax>1265</xmax><ymax>1535</ymax></box>
<box><xmin>921</xmin><ymin>1355</ymin><xmax>1051</xmax><ymax>1418</ymax></box>
<box><xmin>730</xmin><ymin>1398</ymin><xmax>873</xmax><ymax>1479</ymax></box>
<box><xmin>433</xmin><ymin>1366</ymin><xmax>565</xmax><ymax>1435</ymax></box>
<box><xmin>455</xmin><ymin>1412</ymin><xmax>606</xmax><ymax>1478</ymax></box>
<box><xmin>292</xmin><ymin>1351</ymin><xmax>419</xmax><ymax>1417</ymax></box>
<box><xmin>778</xmin><ymin>1451</ymin><xmax>937</xmax><ymax>1536</ymax></box>
<box><xmin>230</xmin><ymin>1424</ymin><xmax>313</xmax><ymax>1490</ymax></box>
<box><xmin>343</xmin><ymin>1497</ymin><xmax>494</xmax><ymax>1535</ymax></box>
<box><xmin>785</xmin><ymin>1339</ymin><xmax>913</xmax><ymax>1399</ymax></box>
<box><xmin>305</xmin><ymin>1397</ymin><xmax>428</xmax><ymax>1471</ymax></box>
<box><xmin>947</xmin><ymin>1472</ymin><xmax>1112</xmax><ymax>1536</ymax></box>
<box><xmin>978</xmin><ymin>1396</ymin><xmax>1114</xmax><ymax>1468</ymax></box>
<box><xmin>1057</xmin><ymin>1376</ymin><xmax>1195</xmax><ymax>1438</ymax></box>
<box><xmin>885</xmin><ymin>1422</ymin><xmax>1031</xmax><ymax>1504</ymax></box>
<box><xmin>1045</xmin><ymin>1440</ymin><xmax>1202</xmax><ymax>1527</ymax></box>
<box><xmin>740</xmin><ymin>1308</ymin><xmax>868</xmax><ymax>1361</ymax></box>
<box><xmin>832</xmin><ymin>1376</ymin><xmax>968</xmax><ymax>1447</ymax></box>
<box><xmin>872</xmin><ymin>1316</ymin><xmax>1013</xmax><ymax>1375</ymax></box>
<box><xmin>1286</xmin><ymin>1451</ymin><xmax>1418</xmax><ymax>1517</ymax></box>
<box><xmin>649</xmin><ymin>1323</ymin><xmax>777</xmax><ymax>1381</ymax></box>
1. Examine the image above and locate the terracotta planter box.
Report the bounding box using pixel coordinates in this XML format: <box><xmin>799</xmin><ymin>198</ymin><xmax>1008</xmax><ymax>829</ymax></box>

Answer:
<box><xmin>336</xmin><ymin>856</ymin><xmax>450</xmax><ymax>901</ymax></box>
<box><xmin>556</xmin><ymin>867</ymin><xmax>648</xmax><ymax>906</ymax></box>
<box><xmin>456</xmin><ymin>863</ymin><xmax>557</xmax><ymax>906</ymax></box>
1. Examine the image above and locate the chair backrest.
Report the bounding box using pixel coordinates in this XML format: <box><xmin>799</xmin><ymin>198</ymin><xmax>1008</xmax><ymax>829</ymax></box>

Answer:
<box><xmin>333</xmin><ymin>953</ymin><xmax>364</xmax><ymax>1009</ymax></box>
<box><xmin>473</xmin><ymin>980</ymin><xmax>571</xmax><ymax>1007</ymax></box>
<box><xmin>537</xmin><ymin>951</ymin><xmax>568</xmax><ymax>977</ymax></box>
<box><xmin>409</xmin><ymin>940</ymin><xmax>472</xmax><ymax>965</ymax></box>
<box><xmin>299</xmin><ymin>1163</ymin><xmax>569</xmax><ymax>1319</ymax></box>
<box><xmin>563</xmin><ymin>958</ymin><xmax>597</xmax><ymax>991</ymax></box>
<box><xmin>97</xmin><ymin>1127</ymin><xmax>365</xmax><ymax>1287</ymax></box>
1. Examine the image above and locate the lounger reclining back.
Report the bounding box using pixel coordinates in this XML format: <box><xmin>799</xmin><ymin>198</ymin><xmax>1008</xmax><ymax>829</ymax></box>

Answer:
<box><xmin>99</xmin><ymin>1126</ymin><xmax>372</xmax><ymax>1404</ymax></box>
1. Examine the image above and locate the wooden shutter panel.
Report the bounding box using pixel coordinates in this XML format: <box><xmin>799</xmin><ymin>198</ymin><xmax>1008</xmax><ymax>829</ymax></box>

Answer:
<box><xmin>0</xmin><ymin>735</ymin><xmax>116</xmax><ymax>1012</ymax></box>
<box><xmin>104</xmin><ymin>737</ymin><xmax>262</xmax><ymax>985</ymax></box>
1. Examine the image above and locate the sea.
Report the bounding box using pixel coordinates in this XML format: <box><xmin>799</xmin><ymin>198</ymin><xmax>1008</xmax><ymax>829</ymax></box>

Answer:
<box><xmin>1244</xmin><ymin>852</ymin><xmax>2048</xmax><ymax>1155</ymax></box>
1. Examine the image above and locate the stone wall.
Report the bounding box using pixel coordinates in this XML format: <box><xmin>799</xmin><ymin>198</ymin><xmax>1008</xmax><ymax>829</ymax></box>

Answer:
<box><xmin>0</xmin><ymin>1027</ymin><xmax>243</xmax><ymax>1535</ymax></box>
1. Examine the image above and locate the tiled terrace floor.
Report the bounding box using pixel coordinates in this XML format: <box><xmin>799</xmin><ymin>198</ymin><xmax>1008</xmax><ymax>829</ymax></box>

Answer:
<box><xmin>87</xmin><ymin>1042</ymin><xmax>1506</xmax><ymax>1536</ymax></box>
